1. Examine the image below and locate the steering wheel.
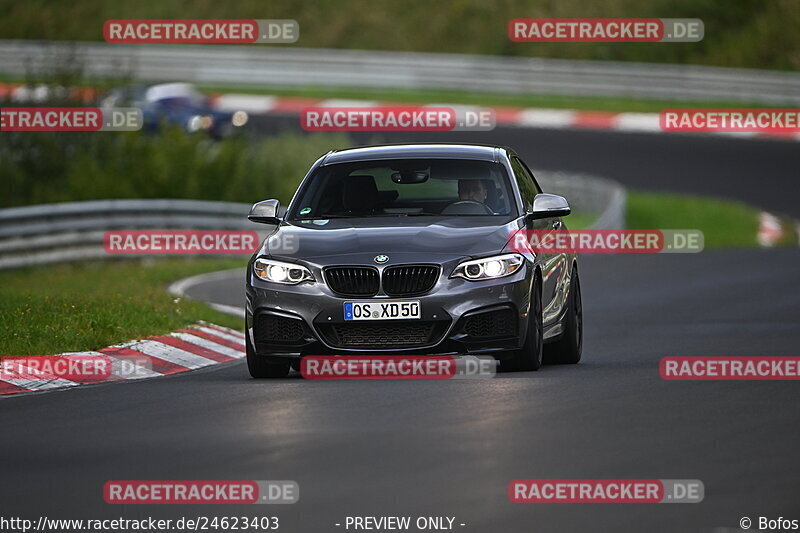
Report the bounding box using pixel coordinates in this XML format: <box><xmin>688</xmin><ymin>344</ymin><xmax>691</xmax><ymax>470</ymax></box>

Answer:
<box><xmin>441</xmin><ymin>200</ymin><xmax>494</xmax><ymax>215</ymax></box>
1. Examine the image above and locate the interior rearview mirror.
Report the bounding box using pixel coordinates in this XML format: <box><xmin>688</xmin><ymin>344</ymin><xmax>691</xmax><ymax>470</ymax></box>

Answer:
<box><xmin>391</xmin><ymin>170</ymin><xmax>429</xmax><ymax>184</ymax></box>
<box><xmin>248</xmin><ymin>199</ymin><xmax>281</xmax><ymax>224</ymax></box>
<box><xmin>527</xmin><ymin>193</ymin><xmax>571</xmax><ymax>220</ymax></box>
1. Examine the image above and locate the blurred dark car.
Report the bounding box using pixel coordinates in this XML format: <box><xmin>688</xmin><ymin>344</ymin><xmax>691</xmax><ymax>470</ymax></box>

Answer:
<box><xmin>100</xmin><ymin>82</ymin><xmax>248</xmax><ymax>139</ymax></box>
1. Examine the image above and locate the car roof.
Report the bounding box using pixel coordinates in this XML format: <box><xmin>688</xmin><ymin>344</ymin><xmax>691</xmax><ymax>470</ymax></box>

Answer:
<box><xmin>144</xmin><ymin>83</ymin><xmax>202</xmax><ymax>102</ymax></box>
<box><xmin>321</xmin><ymin>143</ymin><xmax>508</xmax><ymax>165</ymax></box>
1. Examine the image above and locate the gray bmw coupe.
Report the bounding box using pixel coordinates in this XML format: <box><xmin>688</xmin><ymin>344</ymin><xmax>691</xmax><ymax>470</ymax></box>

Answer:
<box><xmin>245</xmin><ymin>144</ymin><xmax>582</xmax><ymax>377</ymax></box>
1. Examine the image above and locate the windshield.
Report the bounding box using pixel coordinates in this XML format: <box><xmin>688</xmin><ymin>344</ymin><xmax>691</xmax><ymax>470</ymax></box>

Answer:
<box><xmin>288</xmin><ymin>158</ymin><xmax>516</xmax><ymax>220</ymax></box>
<box><xmin>145</xmin><ymin>84</ymin><xmax>206</xmax><ymax>107</ymax></box>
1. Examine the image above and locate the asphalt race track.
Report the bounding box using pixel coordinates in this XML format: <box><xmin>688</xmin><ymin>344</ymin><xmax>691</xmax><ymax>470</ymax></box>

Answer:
<box><xmin>1</xmin><ymin>127</ymin><xmax>798</xmax><ymax>533</ymax></box>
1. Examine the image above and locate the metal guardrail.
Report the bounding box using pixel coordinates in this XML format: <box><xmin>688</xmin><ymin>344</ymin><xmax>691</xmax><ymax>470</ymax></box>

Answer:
<box><xmin>0</xmin><ymin>173</ymin><xmax>626</xmax><ymax>270</ymax></box>
<box><xmin>1</xmin><ymin>40</ymin><xmax>799</xmax><ymax>105</ymax></box>
<box><xmin>537</xmin><ymin>171</ymin><xmax>626</xmax><ymax>230</ymax></box>
<box><xmin>0</xmin><ymin>199</ymin><xmax>262</xmax><ymax>270</ymax></box>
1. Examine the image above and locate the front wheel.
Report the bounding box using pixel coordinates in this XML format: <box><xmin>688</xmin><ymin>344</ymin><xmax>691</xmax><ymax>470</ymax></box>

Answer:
<box><xmin>544</xmin><ymin>265</ymin><xmax>583</xmax><ymax>365</ymax></box>
<box><xmin>245</xmin><ymin>329</ymin><xmax>291</xmax><ymax>378</ymax></box>
<box><xmin>503</xmin><ymin>273</ymin><xmax>543</xmax><ymax>372</ymax></box>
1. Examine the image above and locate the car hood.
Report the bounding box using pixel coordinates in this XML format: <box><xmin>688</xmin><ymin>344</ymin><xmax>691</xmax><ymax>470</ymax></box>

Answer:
<box><xmin>260</xmin><ymin>217</ymin><xmax>519</xmax><ymax>265</ymax></box>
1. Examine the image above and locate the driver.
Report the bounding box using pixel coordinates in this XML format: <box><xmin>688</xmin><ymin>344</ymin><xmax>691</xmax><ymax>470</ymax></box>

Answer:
<box><xmin>458</xmin><ymin>179</ymin><xmax>488</xmax><ymax>204</ymax></box>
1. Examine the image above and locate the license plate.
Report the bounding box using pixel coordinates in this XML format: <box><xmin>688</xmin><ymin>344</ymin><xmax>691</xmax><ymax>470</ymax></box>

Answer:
<box><xmin>344</xmin><ymin>300</ymin><xmax>421</xmax><ymax>321</ymax></box>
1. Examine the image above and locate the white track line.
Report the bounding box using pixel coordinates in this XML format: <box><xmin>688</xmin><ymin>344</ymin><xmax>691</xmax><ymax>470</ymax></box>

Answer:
<box><xmin>613</xmin><ymin>112</ymin><xmax>661</xmax><ymax>132</ymax></box>
<box><xmin>167</xmin><ymin>269</ymin><xmax>246</xmax><ymax>318</ymax></box>
<box><xmin>123</xmin><ymin>340</ymin><xmax>218</xmax><ymax>369</ymax></box>
<box><xmin>317</xmin><ymin>99</ymin><xmax>378</xmax><ymax>108</ymax></box>
<box><xmin>199</xmin><ymin>322</ymin><xmax>245</xmax><ymax>338</ymax></box>
<box><xmin>516</xmin><ymin>108</ymin><xmax>577</xmax><ymax>128</ymax></box>
<box><xmin>171</xmin><ymin>332</ymin><xmax>245</xmax><ymax>359</ymax></box>
<box><xmin>191</xmin><ymin>326</ymin><xmax>246</xmax><ymax>345</ymax></box>
<box><xmin>0</xmin><ymin>375</ymin><xmax>78</xmax><ymax>391</ymax></box>
<box><xmin>213</xmin><ymin>94</ymin><xmax>277</xmax><ymax>113</ymax></box>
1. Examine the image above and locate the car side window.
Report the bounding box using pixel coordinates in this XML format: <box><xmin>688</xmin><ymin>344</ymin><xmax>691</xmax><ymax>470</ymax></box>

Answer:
<box><xmin>518</xmin><ymin>158</ymin><xmax>543</xmax><ymax>195</ymax></box>
<box><xmin>510</xmin><ymin>156</ymin><xmax>538</xmax><ymax>211</ymax></box>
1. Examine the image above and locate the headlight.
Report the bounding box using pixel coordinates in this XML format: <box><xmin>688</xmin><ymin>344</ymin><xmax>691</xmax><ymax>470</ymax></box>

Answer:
<box><xmin>186</xmin><ymin>115</ymin><xmax>203</xmax><ymax>132</ymax></box>
<box><xmin>232</xmin><ymin>110</ymin><xmax>248</xmax><ymax>127</ymax></box>
<box><xmin>451</xmin><ymin>253</ymin><xmax>524</xmax><ymax>281</ymax></box>
<box><xmin>187</xmin><ymin>115</ymin><xmax>213</xmax><ymax>132</ymax></box>
<box><xmin>253</xmin><ymin>258</ymin><xmax>314</xmax><ymax>284</ymax></box>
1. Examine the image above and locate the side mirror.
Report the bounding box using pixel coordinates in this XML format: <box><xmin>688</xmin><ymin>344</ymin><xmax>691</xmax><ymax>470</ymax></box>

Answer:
<box><xmin>527</xmin><ymin>193</ymin><xmax>571</xmax><ymax>220</ymax></box>
<box><xmin>248</xmin><ymin>199</ymin><xmax>281</xmax><ymax>224</ymax></box>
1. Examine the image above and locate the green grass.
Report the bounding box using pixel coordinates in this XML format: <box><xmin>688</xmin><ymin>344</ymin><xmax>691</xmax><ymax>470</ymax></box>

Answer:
<box><xmin>0</xmin><ymin>126</ymin><xmax>352</xmax><ymax>209</ymax></box>
<box><xmin>563</xmin><ymin>213</ymin><xmax>595</xmax><ymax>230</ymax></box>
<box><xmin>553</xmin><ymin>191</ymin><xmax>778</xmax><ymax>243</ymax></box>
<box><xmin>0</xmin><ymin>0</ymin><xmax>798</xmax><ymax>70</ymax></box>
<box><xmin>0</xmin><ymin>258</ymin><xmax>245</xmax><ymax>356</ymax></box>
<box><xmin>627</xmin><ymin>191</ymin><xmax>763</xmax><ymax>248</ymax></box>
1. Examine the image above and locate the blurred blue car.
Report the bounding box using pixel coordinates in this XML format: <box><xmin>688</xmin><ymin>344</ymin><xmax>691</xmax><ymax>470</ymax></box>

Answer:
<box><xmin>100</xmin><ymin>82</ymin><xmax>248</xmax><ymax>139</ymax></box>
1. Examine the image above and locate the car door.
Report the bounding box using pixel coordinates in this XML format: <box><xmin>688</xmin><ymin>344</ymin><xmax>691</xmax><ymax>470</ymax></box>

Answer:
<box><xmin>511</xmin><ymin>156</ymin><xmax>569</xmax><ymax>326</ymax></box>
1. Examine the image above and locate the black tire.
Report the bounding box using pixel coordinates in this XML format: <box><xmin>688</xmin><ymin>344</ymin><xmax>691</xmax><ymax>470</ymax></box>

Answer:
<box><xmin>245</xmin><ymin>330</ymin><xmax>291</xmax><ymax>378</ymax></box>
<box><xmin>503</xmin><ymin>272</ymin><xmax>544</xmax><ymax>372</ymax></box>
<box><xmin>544</xmin><ymin>265</ymin><xmax>583</xmax><ymax>365</ymax></box>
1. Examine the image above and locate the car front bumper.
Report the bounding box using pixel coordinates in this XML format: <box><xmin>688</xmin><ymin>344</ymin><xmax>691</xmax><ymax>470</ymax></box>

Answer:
<box><xmin>245</xmin><ymin>263</ymin><xmax>535</xmax><ymax>360</ymax></box>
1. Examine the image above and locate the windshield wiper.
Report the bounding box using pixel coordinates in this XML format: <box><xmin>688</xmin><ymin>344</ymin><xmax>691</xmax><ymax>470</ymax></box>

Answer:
<box><xmin>350</xmin><ymin>212</ymin><xmax>442</xmax><ymax>217</ymax></box>
<box><xmin>294</xmin><ymin>212</ymin><xmax>442</xmax><ymax>220</ymax></box>
<box><xmin>293</xmin><ymin>215</ymin><xmax>362</xmax><ymax>220</ymax></box>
